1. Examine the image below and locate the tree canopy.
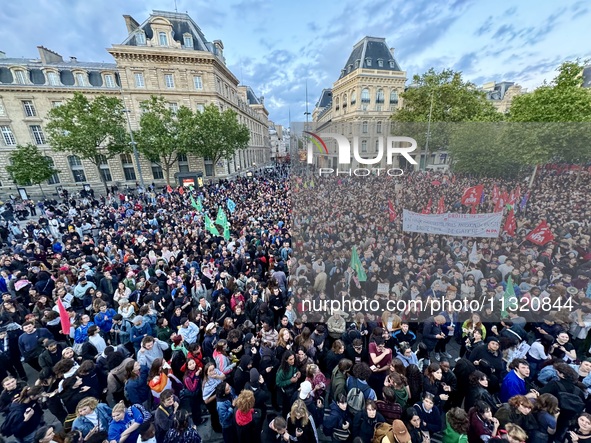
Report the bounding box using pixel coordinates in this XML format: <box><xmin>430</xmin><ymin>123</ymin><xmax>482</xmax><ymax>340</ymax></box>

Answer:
<box><xmin>187</xmin><ymin>104</ymin><xmax>250</xmax><ymax>175</ymax></box>
<box><xmin>135</xmin><ymin>96</ymin><xmax>197</xmax><ymax>185</ymax></box>
<box><xmin>5</xmin><ymin>144</ymin><xmax>59</xmax><ymax>195</ymax></box>
<box><xmin>46</xmin><ymin>92</ymin><xmax>129</xmax><ymax>190</ymax></box>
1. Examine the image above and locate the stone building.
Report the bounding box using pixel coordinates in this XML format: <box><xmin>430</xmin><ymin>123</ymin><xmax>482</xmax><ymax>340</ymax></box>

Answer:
<box><xmin>311</xmin><ymin>37</ymin><xmax>408</xmax><ymax>169</ymax></box>
<box><xmin>0</xmin><ymin>10</ymin><xmax>270</xmax><ymax>196</ymax></box>
<box><xmin>481</xmin><ymin>81</ymin><xmax>524</xmax><ymax>113</ymax></box>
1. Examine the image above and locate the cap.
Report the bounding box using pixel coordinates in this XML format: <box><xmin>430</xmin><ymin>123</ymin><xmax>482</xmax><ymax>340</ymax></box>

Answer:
<box><xmin>132</xmin><ymin>315</ymin><xmax>144</xmax><ymax>324</ymax></box>
<box><xmin>487</xmin><ymin>336</ymin><xmax>500</xmax><ymax>343</ymax></box>
<box><xmin>392</xmin><ymin>420</ymin><xmax>411</xmax><ymax>443</ymax></box>
<box><xmin>205</xmin><ymin>322</ymin><xmax>216</xmax><ymax>332</ymax></box>
<box><xmin>299</xmin><ymin>381</ymin><xmax>313</xmax><ymax>399</ymax></box>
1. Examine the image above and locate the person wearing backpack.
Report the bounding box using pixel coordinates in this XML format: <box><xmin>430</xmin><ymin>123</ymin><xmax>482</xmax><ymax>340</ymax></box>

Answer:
<box><xmin>539</xmin><ymin>362</ymin><xmax>586</xmax><ymax>441</ymax></box>
<box><xmin>373</xmin><ymin>419</ymin><xmax>412</xmax><ymax>443</ymax></box>
<box><xmin>324</xmin><ymin>394</ymin><xmax>352</xmax><ymax>442</ymax></box>
<box><xmin>346</xmin><ymin>363</ymin><xmax>376</xmax><ymax>415</ymax></box>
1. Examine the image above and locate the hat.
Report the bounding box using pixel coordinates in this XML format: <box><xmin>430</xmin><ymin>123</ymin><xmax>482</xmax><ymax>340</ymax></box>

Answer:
<box><xmin>392</xmin><ymin>420</ymin><xmax>411</xmax><ymax>443</ymax></box>
<box><xmin>205</xmin><ymin>322</ymin><xmax>216</xmax><ymax>332</ymax></box>
<box><xmin>567</xmin><ymin>286</ymin><xmax>579</xmax><ymax>295</ymax></box>
<box><xmin>132</xmin><ymin>315</ymin><xmax>144</xmax><ymax>324</ymax></box>
<box><xmin>249</xmin><ymin>368</ymin><xmax>260</xmax><ymax>385</ymax></box>
<box><xmin>299</xmin><ymin>381</ymin><xmax>313</xmax><ymax>399</ymax></box>
<box><xmin>487</xmin><ymin>336</ymin><xmax>500</xmax><ymax>343</ymax></box>
<box><xmin>45</xmin><ymin>339</ymin><xmax>58</xmax><ymax>348</ymax></box>
<box><xmin>155</xmin><ymin>270</ymin><xmax>163</xmax><ymax>275</ymax></box>
<box><xmin>536</xmin><ymin>262</ymin><xmax>545</xmax><ymax>268</ymax></box>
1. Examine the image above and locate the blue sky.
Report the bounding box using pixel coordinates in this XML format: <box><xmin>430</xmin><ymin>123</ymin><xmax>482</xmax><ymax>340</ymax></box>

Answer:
<box><xmin>0</xmin><ymin>0</ymin><xmax>588</xmax><ymax>127</ymax></box>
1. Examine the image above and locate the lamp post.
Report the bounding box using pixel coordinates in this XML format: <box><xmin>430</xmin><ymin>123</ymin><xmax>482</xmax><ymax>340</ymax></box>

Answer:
<box><xmin>122</xmin><ymin>109</ymin><xmax>145</xmax><ymax>189</ymax></box>
<box><xmin>424</xmin><ymin>90</ymin><xmax>434</xmax><ymax>171</ymax></box>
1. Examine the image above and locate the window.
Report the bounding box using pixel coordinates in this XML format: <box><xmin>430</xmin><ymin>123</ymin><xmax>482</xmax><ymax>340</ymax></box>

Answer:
<box><xmin>75</xmin><ymin>73</ymin><xmax>86</xmax><ymax>87</ymax></box>
<box><xmin>30</xmin><ymin>125</ymin><xmax>46</xmax><ymax>145</ymax></box>
<box><xmin>47</xmin><ymin>72</ymin><xmax>60</xmax><ymax>86</ymax></box>
<box><xmin>14</xmin><ymin>70</ymin><xmax>26</xmax><ymax>84</ymax></box>
<box><xmin>361</xmin><ymin>140</ymin><xmax>367</xmax><ymax>152</ymax></box>
<box><xmin>46</xmin><ymin>157</ymin><xmax>60</xmax><ymax>185</ymax></box>
<box><xmin>196</xmin><ymin>104</ymin><xmax>204</xmax><ymax>113</ymax></box>
<box><xmin>343</xmin><ymin>94</ymin><xmax>347</xmax><ymax>111</ymax></box>
<box><xmin>204</xmin><ymin>159</ymin><xmax>214</xmax><ymax>177</ymax></box>
<box><xmin>164</xmin><ymin>74</ymin><xmax>174</xmax><ymax>89</ymax></box>
<box><xmin>159</xmin><ymin>32</ymin><xmax>168</xmax><ymax>46</ymax></box>
<box><xmin>168</xmin><ymin>102</ymin><xmax>178</xmax><ymax>113</ymax></box>
<box><xmin>361</xmin><ymin>88</ymin><xmax>370</xmax><ymax>104</ymax></box>
<box><xmin>151</xmin><ymin>163</ymin><xmax>164</xmax><ymax>180</ymax></box>
<box><xmin>120</xmin><ymin>153</ymin><xmax>136</xmax><ymax>181</ymax></box>
<box><xmin>52</xmin><ymin>101</ymin><xmax>63</xmax><ymax>108</ymax></box>
<box><xmin>390</xmin><ymin>91</ymin><xmax>399</xmax><ymax>105</ymax></box>
<box><xmin>1</xmin><ymin>126</ymin><xmax>16</xmax><ymax>145</ymax></box>
<box><xmin>22</xmin><ymin>100</ymin><xmax>37</xmax><ymax>117</ymax></box>
<box><xmin>377</xmin><ymin>121</ymin><xmax>382</xmax><ymax>134</ymax></box>
<box><xmin>97</xmin><ymin>154</ymin><xmax>112</xmax><ymax>182</ymax></box>
<box><xmin>354</xmin><ymin>60</ymin><xmax>360</xmax><ymax>69</ymax></box>
<box><xmin>178</xmin><ymin>153</ymin><xmax>189</xmax><ymax>173</ymax></box>
<box><xmin>335</xmin><ymin>98</ymin><xmax>339</xmax><ymax>112</ymax></box>
<box><xmin>378</xmin><ymin>59</ymin><xmax>384</xmax><ymax>67</ymax></box>
<box><xmin>0</xmin><ymin>101</ymin><xmax>5</xmax><ymax>116</ymax></box>
<box><xmin>376</xmin><ymin>89</ymin><xmax>384</xmax><ymax>104</ymax></box>
<box><xmin>350</xmin><ymin>91</ymin><xmax>356</xmax><ymax>105</ymax></box>
<box><xmin>362</xmin><ymin>121</ymin><xmax>368</xmax><ymax>133</ymax></box>
<box><xmin>134</xmin><ymin>72</ymin><xmax>145</xmax><ymax>88</ymax></box>
<box><xmin>349</xmin><ymin>123</ymin><xmax>352</xmax><ymax>134</ymax></box>
<box><xmin>193</xmin><ymin>76</ymin><xmax>203</xmax><ymax>90</ymax></box>
<box><xmin>68</xmin><ymin>155</ymin><xmax>86</xmax><ymax>182</ymax></box>
<box><xmin>183</xmin><ymin>35</ymin><xmax>193</xmax><ymax>48</ymax></box>
<box><xmin>105</xmin><ymin>74</ymin><xmax>115</xmax><ymax>88</ymax></box>
<box><xmin>366</xmin><ymin>58</ymin><xmax>372</xmax><ymax>67</ymax></box>
<box><xmin>389</xmin><ymin>61</ymin><xmax>396</xmax><ymax>68</ymax></box>
<box><xmin>375</xmin><ymin>139</ymin><xmax>380</xmax><ymax>151</ymax></box>
<box><xmin>136</xmin><ymin>32</ymin><xmax>146</xmax><ymax>45</ymax></box>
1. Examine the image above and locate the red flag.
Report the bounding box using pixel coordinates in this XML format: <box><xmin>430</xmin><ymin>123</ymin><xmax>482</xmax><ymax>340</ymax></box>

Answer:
<box><xmin>57</xmin><ymin>297</ymin><xmax>70</xmax><ymax>336</ymax></box>
<box><xmin>492</xmin><ymin>185</ymin><xmax>499</xmax><ymax>204</ymax></box>
<box><xmin>388</xmin><ymin>200</ymin><xmax>397</xmax><ymax>222</ymax></box>
<box><xmin>422</xmin><ymin>198</ymin><xmax>432</xmax><ymax>214</ymax></box>
<box><xmin>461</xmin><ymin>185</ymin><xmax>484</xmax><ymax>206</ymax></box>
<box><xmin>166</xmin><ymin>185</ymin><xmax>173</xmax><ymax>193</ymax></box>
<box><xmin>178</xmin><ymin>186</ymin><xmax>185</xmax><ymax>195</ymax></box>
<box><xmin>436</xmin><ymin>197</ymin><xmax>445</xmax><ymax>214</ymax></box>
<box><xmin>504</xmin><ymin>209</ymin><xmax>516</xmax><ymax>237</ymax></box>
<box><xmin>470</xmin><ymin>205</ymin><xmax>477</xmax><ymax>214</ymax></box>
<box><xmin>526</xmin><ymin>221</ymin><xmax>555</xmax><ymax>246</ymax></box>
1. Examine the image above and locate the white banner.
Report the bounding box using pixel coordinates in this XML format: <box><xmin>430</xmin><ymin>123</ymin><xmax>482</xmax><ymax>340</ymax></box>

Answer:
<box><xmin>402</xmin><ymin>210</ymin><xmax>503</xmax><ymax>238</ymax></box>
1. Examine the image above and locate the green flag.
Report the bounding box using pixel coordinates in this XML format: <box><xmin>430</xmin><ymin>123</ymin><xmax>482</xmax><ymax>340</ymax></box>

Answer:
<box><xmin>196</xmin><ymin>197</ymin><xmax>203</xmax><ymax>212</ymax></box>
<box><xmin>502</xmin><ymin>275</ymin><xmax>518</xmax><ymax>318</ymax></box>
<box><xmin>215</xmin><ymin>207</ymin><xmax>228</xmax><ymax>227</ymax></box>
<box><xmin>190</xmin><ymin>195</ymin><xmax>199</xmax><ymax>211</ymax></box>
<box><xmin>223</xmin><ymin>223</ymin><xmax>230</xmax><ymax>241</ymax></box>
<box><xmin>350</xmin><ymin>246</ymin><xmax>367</xmax><ymax>282</ymax></box>
<box><xmin>204</xmin><ymin>214</ymin><xmax>219</xmax><ymax>236</ymax></box>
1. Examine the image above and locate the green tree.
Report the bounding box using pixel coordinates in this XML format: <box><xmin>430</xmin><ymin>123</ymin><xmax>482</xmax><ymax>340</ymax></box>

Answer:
<box><xmin>46</xmin><ymin>92</ymin><xmax>129</xmax><ymax>192</ymax></box>
<box><xmin>5</xmin><ymin>144</ymin><xmax>60</xmax><ymax>196</ymax></box>
<box><xmin>135</xmin><ymin>96</ymin><xmax>197</xmax><ymax>185</ymax></box>
<box><xmin>188</xmin><ymin>104</ymin><xmax>250</xmax><ymax>176</ymax></box>
<box><xmin>392</xmin><ymin>68</ymin><xmax>502</xmax><ymax>161</ymax></box>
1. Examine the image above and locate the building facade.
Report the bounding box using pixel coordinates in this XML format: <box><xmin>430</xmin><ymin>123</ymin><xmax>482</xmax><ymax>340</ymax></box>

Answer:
<box><xmin>311</xmin><ymin>37</ymin><xmax>408</xmax><ymax>169</ymax></box>
<box><xmin>481</xmin><ymin>81</ymin><xmax>524</xmax><ymax>113</ymax></box>
<box><xmin>0</xmin><ymin>10</ymin><xmax>270</xmax><ymax>196</ymax></box>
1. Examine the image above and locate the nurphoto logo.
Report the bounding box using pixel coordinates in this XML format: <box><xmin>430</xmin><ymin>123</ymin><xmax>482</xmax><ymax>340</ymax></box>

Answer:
<box><xmin>304</xmin><ymin>131</ymin><xmax>418</xmax><ymax>176</ymax></box>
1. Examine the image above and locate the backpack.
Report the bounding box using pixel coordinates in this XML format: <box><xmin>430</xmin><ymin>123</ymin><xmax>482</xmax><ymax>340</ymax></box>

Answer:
<box><xmin>347</xmin><ymin>378</ymin><xmax>370</xmax><ymax>415</ymax></box>
<box><xmin>128</xmin><ymin>403</ymin><xmax>153</xmax><ymax>423</ymax></box>
<box><xmin>372</xmin><ymin>422</ymin><xmax>394</xmax><ymax>443</ymax></box>
<box><xmin>556</xmin><ymin>381</ymin><xmax>585</xmax><ymax>414</ymax></box>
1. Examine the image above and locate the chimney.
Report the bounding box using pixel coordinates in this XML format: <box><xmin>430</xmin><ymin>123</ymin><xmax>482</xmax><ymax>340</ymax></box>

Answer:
<box><xmin>70</xmin><ymin>56</ymin><xmax>77</xmax><ymax>63</ymax></box>
<box><xmin>37</xmin><ymin>46</ymin><xmax>63</xmax><ymax>64</ymax></box>
<box><xmin>390</xmin><ymin>47</ymin><xmax>395</xmax><ymax>57</ymax></box>
<box><xmin>123</xmin><ymin>14</ymin><xmax>140</xmax><ymax>34</ymax></box>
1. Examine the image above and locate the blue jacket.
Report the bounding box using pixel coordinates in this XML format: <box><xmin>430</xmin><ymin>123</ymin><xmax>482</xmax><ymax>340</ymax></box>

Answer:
<box><xmin>499</xmin><ymin>370</ymin><xmax>526</xmax><ymax>403</ymax></box>
<box><xmin>125</xmin><ymin>365</ymin><xmax>151</xmax><ymax>405</ymax></box>
<box><xmin>95</xmin><ymin>309</ymin><xmax>117</xmax><ymax>333</ymax></box>
<box><xmin>108</xmin><ymin>406</ymin><xmax>144</xmax><ymax>443</ymax></box>
<box><xmin>130</xmin><ymin>323</ymin><xmax>152</xmax><ymax>348</ymax></box>
<box><xmin>75</xmin><ymin>322</ymin><xmax>95</xmax><ymax>344</ymax></box>
<box><xmin>216</xmin><ymin>392</ymin><xmax>236</xmax><ymax>429</ymax></box>
<box><xmin>73</xmin><ymin>403</ymin><xmax>112</xmax><ymax>437</ymax></box>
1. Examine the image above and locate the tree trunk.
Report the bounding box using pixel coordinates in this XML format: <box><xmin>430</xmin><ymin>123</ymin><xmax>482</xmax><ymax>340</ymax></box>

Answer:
<box><xmin>38</xmin><ymin>183</ymin><xmax>46</xmax><ymax>198</ymax></box>
<box><xmin>96</xmin><ymin>164</ymin><xmax>109</xmax><ymax>195</ymax></box>
<box><xmin>164</xmin><ymin>166</ymin><xmax>171</xmax><ymax>186</ymax></box>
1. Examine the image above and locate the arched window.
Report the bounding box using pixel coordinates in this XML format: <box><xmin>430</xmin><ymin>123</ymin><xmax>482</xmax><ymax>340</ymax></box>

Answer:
<box><xmin>376</xmin><ymin>89</ymin><xmax>384</xmax><ymax>104</ymax></box>
<box><xmin>376</xmin><ymin>121</ymin><xmax>382</xmax><ymax>134</ymax></box>
<box><xmin>390</xmin><ymin>90</ymin><xmax>399</xmax><ymax>104</ymax></box>
<box><xmin>335</xmin><ymin>97</ymin><xmax>340</xmax><ymax>111</ymax></box>
<box><xmin>362</xmin><ymin>121</ymin><xmax>368</xmax><ymax>133</ymax></box>
<box><xmin>361</xmin><ymin>140</ymin><xmax>367</xmax><ymax>152</ymax></box>
<box><xmin>342</xmin><ymin>94</ymin><xmax>347</xmax><ymax>111</ymax></box>
<box><xmin>350</xmin><ymin>91</ymin><xmax>356</xmax><ymax>105</ymax></box>
<box><xmin>361</xmin><ymin>88</ymin><xmax>370</xmax><ymax>104</ymax></box>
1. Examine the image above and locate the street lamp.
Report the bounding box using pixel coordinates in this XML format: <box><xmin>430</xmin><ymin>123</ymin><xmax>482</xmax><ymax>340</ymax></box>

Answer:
<box><xmin>424</xmin><ymin>90</ymin><xmax>434</xmax><ymax>171</ymax></box>
<box><xmin>122</xmin><ymin>107</ymin><xmax>145</xmax><ymax>189</ymax></box>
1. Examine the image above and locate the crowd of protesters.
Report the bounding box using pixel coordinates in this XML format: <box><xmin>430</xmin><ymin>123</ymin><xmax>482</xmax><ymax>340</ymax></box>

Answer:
<box><xmin>0</xmin><ymin>163</ymin><xmax>589</xmax><ymax>443</ymax></box>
